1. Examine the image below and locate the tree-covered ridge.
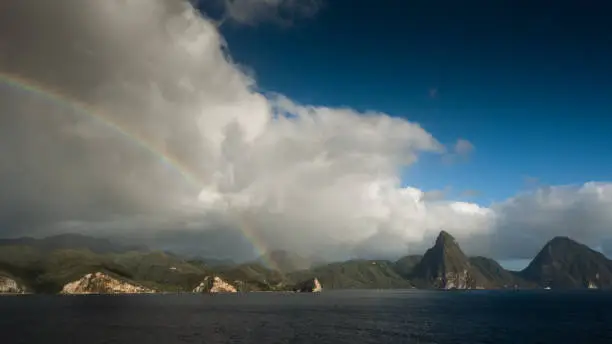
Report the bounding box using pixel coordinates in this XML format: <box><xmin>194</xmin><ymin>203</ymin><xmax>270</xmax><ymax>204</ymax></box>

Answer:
<box><xmin>1</xmin><ymin>232</ymin><xmax>611</xmax><ymax>293</ymax></box>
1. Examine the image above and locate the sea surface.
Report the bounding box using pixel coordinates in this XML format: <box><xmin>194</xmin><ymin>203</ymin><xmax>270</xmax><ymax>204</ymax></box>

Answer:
<box><xmin>2</xmin><ymin>290</ymin><xmax>612</xmax><ymax>344</ymax></box>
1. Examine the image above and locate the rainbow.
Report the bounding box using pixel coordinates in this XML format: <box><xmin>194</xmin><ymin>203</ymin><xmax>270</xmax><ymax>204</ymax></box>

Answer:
<box><xmin>0</xmin><ymin>72</ymin><xmax>278</xmax><ymax>268</ymax></box>
<box><xmin>236</xmin><ymin>212</ymin><xmax>281</xmax><ymax>272</ymax></box>
<box><xmin>0</xmin><ymin>72</ymin><xmax>204</xmax><ymax>188</ymax></box>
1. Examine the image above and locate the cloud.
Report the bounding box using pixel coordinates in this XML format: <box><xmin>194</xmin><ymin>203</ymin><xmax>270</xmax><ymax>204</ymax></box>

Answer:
<box><xmin>219</xmin><ymin>0</ymin><xmax>322</xmax><ymax>26</ymax></box>
<box><xmin>422</xmin><ymin>186</ymin><xmax>452</xmax><ymax>202</ymax></box>
<box><xmin>484</xmin><ymin>182</ymin><xmax>612</xmax><ymax>259</ymax></box>
<box><xmin>1</xmin><ymin>0</ymin><xmax>611</xmax><ymax>262</ymax></box>
<box><xmin>0</xmin><ymin>0</ymin><xmax>444</xmax><ymax>257</ymax></box>
<box><xmin>454</xmin><ymin>139</ymin><xmax>474</xmax><ymax>156</ymax></box>
<box><xmin>441</xmin><ymin>138</ymin><xmax>474</xmax><ymax>164</ymax></box>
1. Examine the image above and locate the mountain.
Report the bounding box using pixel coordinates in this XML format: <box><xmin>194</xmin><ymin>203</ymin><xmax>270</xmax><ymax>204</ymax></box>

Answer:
<box><xmin>255</xmin><ymin>250</ymin><xmax>315</xmax><ymax>272</ymax></box>
<box><xmin>469</xmin><ymin>256</ymin><xmax>533</xmax><ymax>288</ymax></box>
<box><xmin>288</xmin><ymin>259</ymin><xmax>413</xmax><ymax>289</ymax></box>
<box><xmin>2</xmin><ymin>231</ymin><xmax>612</xmax><ymax>293</ymax></box>
<box><xmin>410</xmin><ymin>231</ymin><xmax>489</xmax><ymax>289</ymax></box>
<box><xmin>0</xmin><ymin>234</ymin><xmax>288</xmax><ymax>293</ymax></box>
<box><xmin>0</xmin><ymin>244</ymin><xmax>209</xmax><ymax>293</ymax></box>
<box><xmin>188</xmin><ymin>257</ymin><xmax>236</xmax><ymax>268</ymax></box>
<box><xmin>520</xmin><ymin>236</ymin><xmax>612</xmax><ymax>289</ymax></box>
<box><xmin>394</xmin><ymin>255</ymin><xmax>423</xmax><ymax>278</ymax></box>
<box><xmin>0</xmin><ymin>233</ymin><xmax>148</xmax><ymax>254</ymax></box>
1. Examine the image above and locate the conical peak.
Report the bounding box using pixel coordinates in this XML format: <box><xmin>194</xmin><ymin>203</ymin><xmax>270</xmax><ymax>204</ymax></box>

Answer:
<box><xmin>540</xmin><ymin>236</ymin><xmax>583</xmax><ymax>254</ymax></box>
<box><xmin>547</xmin><ymin>236</ymin><xmax>575</xmax><ymax>246</ymax></box>
<box><xmin>435</xmin><ymin>230</ymin><xmax>457</xmax><ymax>246</ymax></box>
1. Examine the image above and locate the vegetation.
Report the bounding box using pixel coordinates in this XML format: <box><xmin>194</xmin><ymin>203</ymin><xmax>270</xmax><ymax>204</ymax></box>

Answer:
<box><xmin>288</xmin><ymin>260</ymin><xmax>413</xmax><ymax>289</ymax></box>
<box><xmin>520</xmin><ymin>236</ymin><xmax>612</xmax><ymax>288</ymax></box>
<box><xmin>2</xmin><ymin>232</ymin><xmax>612</xmax><ymax>293</ymax></box>
<box><xmin>393</xmin><ymin>255</ymin><xmax>422</xmax><ymax>278</ymax></box>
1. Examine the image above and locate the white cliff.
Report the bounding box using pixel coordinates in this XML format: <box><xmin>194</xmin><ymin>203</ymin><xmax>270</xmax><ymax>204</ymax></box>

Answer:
<box><xmin>61</xmin><ymin>272</ymin><xmax>156</xmax><ymax>294</ymax></box>
<box><xmin>193</xmin><ymin>276</ymin><xmax>237</xmax><ymax>293</ymax></box>
<box><xmin>0</xmin><ymin>275</ymin><xmax>25</xmax><ymax>294</ymax></box>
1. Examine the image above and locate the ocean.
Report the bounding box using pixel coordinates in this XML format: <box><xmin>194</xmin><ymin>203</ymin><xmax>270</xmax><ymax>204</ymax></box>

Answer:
<box><xmin>1</xmin><ymin>290</ymin><xmax>611</xmax><ymax>343</ymax></box>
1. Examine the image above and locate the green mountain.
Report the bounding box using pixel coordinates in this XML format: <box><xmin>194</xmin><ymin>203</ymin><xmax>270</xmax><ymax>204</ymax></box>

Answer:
<box><xmin>394</xmin><ymin>255</ymin><xmax>423</xmax><ymax>278</ymax></box>
<box><xmin>3</xmin><ymin>232</ymin><xmax>612</xmax><ymax>293</ymax></box>
<box><xmin>288</xmin><ymin>259</ymin><xmax>413</xmax><ymax>289</ymax></box>
<box><xmin>410</xmin><ymin>231</ymin><xmax>490</xmax><ymax>289</ymax></box>
<box><xmin>469</xmin><ymin>256</ymin><xmax>534</xmax><ymax>288</ymax></box>
<box><xmin>0</xmin><ymin>246</ymin><xmax>208</xmax><ymax>293</ymax></box>
<box><xmin>520</xmin><ymin>236</ymin><xmax>612</xmax><ymax>289</ymax></box>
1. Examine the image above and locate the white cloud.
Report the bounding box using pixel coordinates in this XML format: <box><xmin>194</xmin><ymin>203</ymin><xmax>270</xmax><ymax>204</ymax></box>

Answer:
<box><xmin>485</xmin><ymin>182</ymin><xmax>612</xmax><ymax>259</ymax></box>
<box><xmin>0</xmin><ymin>0</ymin><xmax>447</xmax><ymax>257</ymax></box>
<box><xmin>1</xmin><ymin>0</ymin><xmax>611</xmax><ymax>262</ymax></box>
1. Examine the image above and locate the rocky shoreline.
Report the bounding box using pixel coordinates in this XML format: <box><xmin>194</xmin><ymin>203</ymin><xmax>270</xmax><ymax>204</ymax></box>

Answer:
<box><xmin>1</xmin><ymin>272</ymin><xmax>325</xmax><ymax>295</ymax></box>
<box><xmin>0</xmin><ymin>275</ymin><xmax>26</xmax><ymax>294</ymax></box>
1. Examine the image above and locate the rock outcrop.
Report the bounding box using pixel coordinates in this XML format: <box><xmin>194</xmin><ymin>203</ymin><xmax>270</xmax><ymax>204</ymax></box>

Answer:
<box><xmin>0</xmin><ymin>275</ymin><xmax>25</xmax><ymax>294</ymax></box>
<box><xmin>192</xmin><ymin>276</ymin><xmax>237</xmax><ymax>293</ymax></box>
<box><xmin>293</xmin><ymin>277</ymin><xmax>322</xmax><ymax>292</ymax></box>
<box><xmin>61</xmin><ymin>272</ymin><xmax>156</xmax><ymax>294</ymax></box>
<box><xmin>411</xmin><ymin>231</ymin><xmax>487</xmax><ymax>289</ymax></box>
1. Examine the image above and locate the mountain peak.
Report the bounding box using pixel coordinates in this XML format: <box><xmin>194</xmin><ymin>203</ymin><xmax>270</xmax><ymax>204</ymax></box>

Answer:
<box><xmin>411</xmin><ymin>230</ymin><xmax>487</xmax><ymax>289</ymax></box>
<box><xmin>539</xmin><ymin>236</ymin><xmax>590</xmax><ymax>258</ymax></box>
<box><xmin>521</xmin><ymin>235</ymin><xmax>612</xmax><ymax>288</ymax></box>
<box><xmin>435</xmin><ymin>230</ymin><xmax>457</xmax><ymax>246</ymax></box>
<box><xmin>546</xmin><ymin>236</ymin><xmax>578</xmax><ymax>247</ymax></box>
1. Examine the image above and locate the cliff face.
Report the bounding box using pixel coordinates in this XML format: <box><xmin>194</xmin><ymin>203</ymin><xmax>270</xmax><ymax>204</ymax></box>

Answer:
<box><xmin>0</xmin><ymin>275</ymin><xmax>25</xmax><ymax>294</ymax></box>
<box><xmin>193</xmin><ymin>276</ymin><xmax>237</xmax><ymax>293</ymax></box>
<box><xmin>61</xmin><ymin>272</ymin><xmax>156</xmax><ymax>294</ymax></box>
<box><xmin>411</xmin><ymin>231</ymin><xmax>487</xmax><ymax>289</ymax></box>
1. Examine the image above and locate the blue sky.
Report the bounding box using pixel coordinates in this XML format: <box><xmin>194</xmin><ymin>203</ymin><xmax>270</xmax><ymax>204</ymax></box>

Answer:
<box><xmin>203</xmin><ymin>0</ymin><xmax>612</xmax><ymax>205</ymax></box>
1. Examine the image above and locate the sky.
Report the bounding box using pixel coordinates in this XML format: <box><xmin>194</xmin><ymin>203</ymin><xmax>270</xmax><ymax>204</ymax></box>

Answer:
<box><xmin>0</xmin><ymin>0</ymin><xmax>611</xmax><ymax>267</ymax></box>
<box><xmin>205</xmin><ymin>0</ymin><xmax>612</xmax><ymax>204</ymax></box>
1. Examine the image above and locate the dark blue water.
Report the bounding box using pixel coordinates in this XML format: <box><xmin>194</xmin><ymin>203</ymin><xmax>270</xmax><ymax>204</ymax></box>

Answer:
<box><xmin>2</xmin><ymin>290</ymin><xmax>612</xmax><ymax>343</ymax></box>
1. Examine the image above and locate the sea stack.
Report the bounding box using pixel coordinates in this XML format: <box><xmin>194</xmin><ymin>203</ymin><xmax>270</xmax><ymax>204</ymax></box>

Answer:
<box><xmin>193</xmin><ymin>276</ymin><xmax>237</xmax><ymax>293</ymax></box>
<box><xmin>60</xmin><ymin>272</ymin><xmax>156</xmax><ymax>294</ymax></box>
